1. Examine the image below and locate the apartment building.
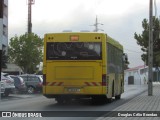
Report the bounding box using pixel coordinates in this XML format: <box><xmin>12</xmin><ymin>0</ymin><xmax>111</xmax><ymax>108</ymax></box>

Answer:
<box><xmin>0</xmin><ymin>0</ymin><xmax>8</xmax><ymax>51</ymax></box>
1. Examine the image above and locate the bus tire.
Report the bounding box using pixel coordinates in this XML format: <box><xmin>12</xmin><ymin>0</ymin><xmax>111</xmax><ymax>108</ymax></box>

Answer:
<box><xmin>107</xmin><ymin>98</ymin><xmax>112</xmax><ymax>103</ymax></box>
<box><xmin>112</xmin><ymin>81</ymin><xmax>114</xmax><ymax>97</ymax></box>
<box><xmin>115</xmin><ymin>95</ymin><xmax>121</xmax><ymax>100</ymax></box>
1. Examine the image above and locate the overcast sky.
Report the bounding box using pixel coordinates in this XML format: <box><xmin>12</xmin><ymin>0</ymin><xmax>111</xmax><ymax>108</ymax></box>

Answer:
<box><xmin>8</xmin><ymin>0</ymin><xmax>160</xmax><ymax>68</ymax></box>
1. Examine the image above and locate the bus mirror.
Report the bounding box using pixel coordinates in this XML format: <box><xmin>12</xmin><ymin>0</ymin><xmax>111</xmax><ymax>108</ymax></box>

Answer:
<box><xmin>122</xmin><ymin>53</ymin><xmax>128</xmax><ymax>63</ymax></box>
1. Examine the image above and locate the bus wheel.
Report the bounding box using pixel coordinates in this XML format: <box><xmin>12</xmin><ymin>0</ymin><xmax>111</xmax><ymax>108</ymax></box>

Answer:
<box><xmin>112</xmin><ymin>82</ymin><xmax>114</xmax><ymax>97</ymax></box>
<box><xmin>107</xmin><ymin>98</ymin><xmax>112</xmax><ymax>103</ymax></box>
<box><xmin>115</xmin><ymin>95</ymin><xmax>121</xmax><ymax>100</ymax></box>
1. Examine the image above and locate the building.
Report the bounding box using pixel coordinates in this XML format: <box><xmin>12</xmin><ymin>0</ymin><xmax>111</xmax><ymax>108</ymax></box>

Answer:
<box><xmin>2</xmin><ymin>63</ymin><xmax>23</xmax><ymax>75</ymax></box>
<box><xmin>1</xmin><ymin>0</ymin><xmax>8</xmax><ymax>52</ymax></box>
<box><xmin>124</xmin><ymin>65</ymin><xmax>148</xmax><ymax>85</ymax></box>
<box><xmin>124</xmin><ymin>65</ymin><xmax>160</xmax><ymax>85</ymax></box>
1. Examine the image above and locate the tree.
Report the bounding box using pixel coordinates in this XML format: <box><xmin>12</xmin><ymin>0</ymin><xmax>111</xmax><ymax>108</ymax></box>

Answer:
<box><xmin>8</xmin><ymin>33</ymin><xmax>43</xmax><ymax>73</ymax></box>
<box><xmin>2</xmin><ymin>50</ymin><xmax>8</xmax><ymax>69</ymax></box>
<box><xmin>134</xmin><ymin>17</ymin><xmax>160</xmax><ymax>67</ymax></box>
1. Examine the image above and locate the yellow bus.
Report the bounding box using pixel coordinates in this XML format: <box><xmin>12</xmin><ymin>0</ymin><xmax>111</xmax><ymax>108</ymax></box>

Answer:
<box><xmin>43</xmin><ymin>32</ymin><xmax>127</xmax><ymax>104</ymax></box>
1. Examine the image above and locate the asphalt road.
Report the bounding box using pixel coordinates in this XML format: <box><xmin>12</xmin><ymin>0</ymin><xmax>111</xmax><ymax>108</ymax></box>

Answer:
<box><xmin>0</xmin><ymin>85</ymin><xmax>147</xmax><ymax>120</ymax></box>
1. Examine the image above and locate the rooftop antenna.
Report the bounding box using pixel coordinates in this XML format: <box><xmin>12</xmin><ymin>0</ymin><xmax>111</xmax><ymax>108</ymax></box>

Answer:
<box><xmin>90</xmin><ymin>15</ymin><xmax>104</xmax><ymax>32</ymax></box>
<box><xmin>27</xmin><ymin>0</ymin><xmax>35</xmax><ymax>34</ymax></box>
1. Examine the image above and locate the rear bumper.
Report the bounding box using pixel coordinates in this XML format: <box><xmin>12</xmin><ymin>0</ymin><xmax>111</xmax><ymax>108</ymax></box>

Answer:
<box><xmin>5</xmin><ymin>85</ymin><xmax>15</xmax><ymax>89</ymax></box>
<box><xmin>43</xmin><ymin>85</ymin><xmax>105</xmax><ymax>95</ymax></box>
<box><xmin>43</xmin><ymin>94</ymin><xmax>106</xmax><ymax>99</ymax></box>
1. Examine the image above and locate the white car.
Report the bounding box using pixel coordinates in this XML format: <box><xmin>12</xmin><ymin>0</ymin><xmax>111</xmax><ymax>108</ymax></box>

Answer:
<box><xmin>1</xmin><ymin>73</ymin><xmax>15</xmax><ymax>97</ymax></box>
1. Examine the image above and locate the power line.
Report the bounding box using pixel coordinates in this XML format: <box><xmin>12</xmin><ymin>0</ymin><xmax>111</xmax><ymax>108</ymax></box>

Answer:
<box><xmin>124</xmin><ymin>48</ymin><xmax>142</xmax><ymax>54</ymax></box>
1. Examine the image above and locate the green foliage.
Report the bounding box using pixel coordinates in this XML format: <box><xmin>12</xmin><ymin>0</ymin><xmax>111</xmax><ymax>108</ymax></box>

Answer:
<box><xmin>2</xmin><ymin>50</ymin><xmax>8</xmax><ymax>69</ymax></box>
<box><xmin>134</xmin><ymin>17</ymin><xmax>160</xmax><ymax>67</ymax></box>
<box><xmin>8</xmin><ymin>33</ymin><xmax>43</xmax><ymax>73</ymax></box>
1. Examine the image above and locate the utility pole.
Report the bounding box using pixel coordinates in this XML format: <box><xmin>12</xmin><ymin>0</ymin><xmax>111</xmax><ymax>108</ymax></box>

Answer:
<box><xmin>0</xmin><ymin>0</ymin><xmax>4</xmax><ymax>101</ymax></box>
<box><xmin>28</xmin><ymin>0</ymin><xmax>35</xmax><ymax>34</ymax></box>
<box><xmin>95</xmin><ymin>16</ymin><xmax>98</xmax><ymax>32</ymax></box>
<box><xmin>91</xmin><ymin>16</ymin><xmax>104</xmax><ymax>32</ymax></box>
<box><xmin>148</xmin><ymin>0</ymin><xmax>153</xmax><ymax>96</ymax></box>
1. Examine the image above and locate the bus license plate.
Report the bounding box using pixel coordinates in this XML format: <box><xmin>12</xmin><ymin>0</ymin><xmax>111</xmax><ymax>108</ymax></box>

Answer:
<box><xmin>68</xmin><ymin>88</ymin><xmax>80</xmax><ymax>92</ymax></box>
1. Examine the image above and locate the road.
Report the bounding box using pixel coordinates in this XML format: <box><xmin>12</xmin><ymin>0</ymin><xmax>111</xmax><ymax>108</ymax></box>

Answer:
<box><xmin>0</xmin><ymin>85</ymin><xmax>147</xmax><ymax>120</ymax></box>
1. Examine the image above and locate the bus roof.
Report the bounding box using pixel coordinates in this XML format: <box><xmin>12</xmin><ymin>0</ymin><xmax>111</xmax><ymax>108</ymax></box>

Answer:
<box><xmin>107</xmin><ymin>35</ymin><xmax>123</xmax><ymax>50</ymax></box>
<box><xmin>45</xmin><ymin>32</ymin><xmax>123</xmax><ymax>50</ymax></box>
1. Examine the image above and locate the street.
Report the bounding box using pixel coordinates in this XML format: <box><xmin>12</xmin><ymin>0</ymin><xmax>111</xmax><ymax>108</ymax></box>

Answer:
<box><xmin>0</xmin><ymin>85</ymin><xmax>147</xmax><ymax>120</ymax></box>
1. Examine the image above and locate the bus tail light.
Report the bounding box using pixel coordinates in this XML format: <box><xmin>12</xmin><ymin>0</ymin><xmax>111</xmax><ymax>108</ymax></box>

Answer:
<box><xmin>102</xmin><ymin>74</ymin><xmax>106</xmax><ymax>86</ymax></box>
<box><xmin>43</xmin><ymin>74</ymin><xmax>46</xmax><ymax>86</ymax></box>
<box><xmin>70</xmin><ymin>35</ymin><xmax>79</xmax><ymax>41</ymax></box>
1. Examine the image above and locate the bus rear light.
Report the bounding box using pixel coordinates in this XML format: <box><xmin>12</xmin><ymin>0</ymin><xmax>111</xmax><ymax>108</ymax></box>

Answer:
<box><xmin>70</xmin><ymin>35</ymin><xmax>79</xmax><ymax>41</ymax></box>
<box><xmin>43</xmin><ymin>74</ymin><xmax>46</xmax><ymax>85</ymax></box>
<box><xmin>102</xmin><ymin>74</ymin><xmax>106</xmax><ymax>86</ymax></box>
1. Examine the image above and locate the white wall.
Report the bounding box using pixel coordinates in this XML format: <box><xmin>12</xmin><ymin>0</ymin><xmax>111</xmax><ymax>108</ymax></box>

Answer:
<box><xmin>124</xmin><ymin>67</ymin><xmax>148</xmax><ymax>85</ymax></box>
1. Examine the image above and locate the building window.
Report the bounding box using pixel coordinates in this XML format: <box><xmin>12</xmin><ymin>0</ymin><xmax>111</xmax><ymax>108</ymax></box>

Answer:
<box><xmin>3</xmin><ymin>25</ymin><xmax>7</xmax><ymax>36</ymax></box>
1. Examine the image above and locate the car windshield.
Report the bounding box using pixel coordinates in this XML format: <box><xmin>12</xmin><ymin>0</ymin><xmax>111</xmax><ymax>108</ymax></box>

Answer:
<box><xmin>46</xmin><ymin>42</ymin><xmax>102</xmax><ymax>60</ymax></box>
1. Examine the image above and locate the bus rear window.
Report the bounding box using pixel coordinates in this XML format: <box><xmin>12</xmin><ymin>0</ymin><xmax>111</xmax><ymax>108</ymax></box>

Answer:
<box><xmin>46</xmin><ymin>42</ymin><xmax>102</xmax><ymax>60</ymax></box>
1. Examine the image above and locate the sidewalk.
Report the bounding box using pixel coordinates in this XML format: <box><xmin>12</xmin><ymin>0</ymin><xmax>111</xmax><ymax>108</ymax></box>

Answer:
<box><xmin>97</xmin><ymin>82</ymin><xmax>160</xmax><ymax>120</ymax></box>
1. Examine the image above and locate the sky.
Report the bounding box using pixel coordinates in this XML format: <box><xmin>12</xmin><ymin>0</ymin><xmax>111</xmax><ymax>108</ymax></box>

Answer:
<box><xmin>8</xmin><ymin>0</ymin><xmax>160</xmax><ymax>68</ymax></box>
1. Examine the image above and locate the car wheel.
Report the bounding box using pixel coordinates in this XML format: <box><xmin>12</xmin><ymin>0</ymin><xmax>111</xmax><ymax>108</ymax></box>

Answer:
<box><xmin>4</xmin><ymin>90</ymin><xmax>10</xmax><ymax>97</ymax></box>
<box><xmin>27</xmin><ymin>86</ymin><xmax>35</xmax><ymax>94</ymax></box>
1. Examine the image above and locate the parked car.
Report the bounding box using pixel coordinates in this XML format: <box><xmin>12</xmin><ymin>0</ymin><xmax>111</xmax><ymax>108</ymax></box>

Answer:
<box><xmin>1</xmin><ymin>73</ymin><xmax>15</xmax><ymax>97</ymax></box>
<box><xmin>0</xmin><ymin>80</ymin><xmax>5</xmax><ymax>95</ymax></box>
<box><xmin>10</xmin><ymin>75</ymin><xmax>27</xmax><ymax>93</ymax></box>
<box><xmin>19</xmin><ymin>74</ymin><xmax>43</xmax><ymax>94</ymax></box>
